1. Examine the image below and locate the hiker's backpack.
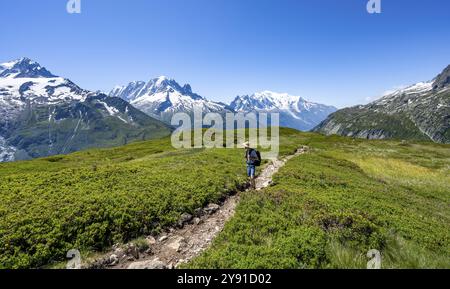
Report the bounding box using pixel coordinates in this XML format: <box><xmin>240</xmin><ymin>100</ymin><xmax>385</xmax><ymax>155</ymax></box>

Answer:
<box><xmin>253</xmin><ymin>149</ymin><xmax>262</xmax><ymax>167</ymax></box>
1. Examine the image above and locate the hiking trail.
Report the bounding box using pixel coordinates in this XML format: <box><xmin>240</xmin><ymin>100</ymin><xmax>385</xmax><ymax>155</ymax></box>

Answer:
<box><xmin>86</xmin><ymin>146</ymin><xmax>309</xmax><ymax>269</ymax></box>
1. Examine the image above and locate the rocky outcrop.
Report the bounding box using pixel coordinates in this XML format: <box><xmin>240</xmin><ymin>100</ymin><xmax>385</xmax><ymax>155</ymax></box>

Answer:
<box><xmin>433</xmin><ymin>65</ymin><xmax>450</xmax><ymax>90</ymax></box>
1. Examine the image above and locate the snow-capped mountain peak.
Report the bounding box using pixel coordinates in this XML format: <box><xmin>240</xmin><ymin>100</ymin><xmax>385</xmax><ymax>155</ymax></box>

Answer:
<box><xmin>0</xmin><ymin>57</ymin><xmax>90</xmax><ymax>132</ymax></box>
<box><xmin>375</xmin><ymin>65</ymin><xmax>450</xmax><ymax>105</ymax></box>
<box><xmin>230</xmin><ymin>91</ymin><xmax>337</xmax><ymax>131</ymax></box>
<box><xmin>110</xmin><ymin>76</ymin><xmax>206</xmax><ymax>102</ymax></box>
<box><xmin>110</xmin><ymin>81</ymin><xmax>147</xmax><ymax>102</ymax></box>
<box><xmin>0</xmin><ymin>57</ymin><xmax>34</xmax><ymax>69</ymax></box>
<box><xmin>0</xmin><ymin>57</ymin><xmax>56</xmax><ymax>79</ymax></box>
<box><xmin>254</xmin><ymin>91</ymin><xmax>305</xmax><ymax>110</ymax></box>
<box><xmin>109</xmin><ymin>77</ymin><xmax>230</xmax><ymax>123</ymax></box>
<box><xmin>380</xmin><ymin>81</ymin><xmax>433</xmax><ymax>99</ymax></box>
<box><xmin>231</xmin><ymin>90</ymin><xmax>317</xmax><ymax>112</ymax></box>
<box><xmin>147</xmin><ymin>76</ymin><xmax>185</xmax><ymax>94</ymax></box>
<box><xmin>0</xmin><ymin>57</ymin><xmax>88</xmax><ymax>105</ymax></box>
<box><xmin>0</xmin><ymin>58</ymin><xmax>172</xmax><ymax>162</ymax></box>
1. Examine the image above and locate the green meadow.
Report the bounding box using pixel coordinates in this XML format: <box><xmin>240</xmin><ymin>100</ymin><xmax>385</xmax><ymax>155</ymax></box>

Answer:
<box><xmin>187</xmin><ymin>133</ymin><xmax>450</xmax><ymax>269</ymax></box>
<box><xmin>0</xmin><ymin>129</ymin><xmax>449</xmax><ymax>269</ymax></box>
<box><xmin>0</xmin><ymin>136</ymin><xmax>245</xmax><ymax>268</ymax></box>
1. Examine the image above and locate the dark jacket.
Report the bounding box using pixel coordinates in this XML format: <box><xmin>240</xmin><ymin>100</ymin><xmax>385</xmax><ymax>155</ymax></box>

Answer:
<box><xmin>245</xmin><ymin>149</ymin><xmax>259</xmax><ymax>165</ymax></box>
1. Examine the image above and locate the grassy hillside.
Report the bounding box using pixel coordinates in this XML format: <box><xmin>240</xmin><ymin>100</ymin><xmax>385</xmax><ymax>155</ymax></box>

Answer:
<box><xmin>187</xmin><ymin>134</ymin><xmax>450</xmax><ymax>269</ymax></box>
<box><xmin>0</xmin><ymin>137</ymin><xmax>240</xmax><ymax>268</ymax></box>
<box><xmin>1</xmin><ymin>129</ymin><xmax>448</xmax><ymax>269</ymax></box>
<box><xmin>0</xmin><ymin>128</ymin><xmax>301</xmax><ymax>269</ymax></box>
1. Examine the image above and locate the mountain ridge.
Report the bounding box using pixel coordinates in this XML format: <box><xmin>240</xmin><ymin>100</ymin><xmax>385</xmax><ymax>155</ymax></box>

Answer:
<box><xmin>110</xmin><ymin>80</ymin><xmax>336</xmax><ymax>130</ymax></box>
<box><xmin>0</xmin><ymin>57</ymin><xmax>57</xmax><ymax>78</ymax></box>
<box><xmin>0</xmin><ymin>58</ymin><xmax>172</xmax><ymax>162</ymax></box>
<box><xmin>230</xmin><ymin>91</ymin><xmax>337</xmax><ymax>131</ymax></box>
<box><xmin>314</xmin><ymin>65</ymin><xmax>450</xmax><ymax>143</ymax></box>
<box><xmin>110</xmin><ymin>76</ymin><xmax>232</xmax><ymax>123</ymax></box>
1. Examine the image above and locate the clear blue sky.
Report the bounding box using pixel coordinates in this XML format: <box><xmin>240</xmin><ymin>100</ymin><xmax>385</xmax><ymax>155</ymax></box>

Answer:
<box><xmin>1</xmin><ymin>0</ymin><xmax>449</xmax><ymax>108</ymax></box>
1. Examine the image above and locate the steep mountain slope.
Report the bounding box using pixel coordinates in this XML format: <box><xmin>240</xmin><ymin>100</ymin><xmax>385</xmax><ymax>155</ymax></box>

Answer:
<box><xmin>6</xmin><ymin>93</ymin><xmax>172</xmax><ymax>160</ymax></box>
<box><xmin>314</xmin><ymin>65</ymin><xmax>450</xmax><ymax>143</ymax></box>
<box><xmin>0</xmin><ymin>58</ymin><xmax>88</xmax><ymax>134</ymax></box>
<box><xmin>433</xmin><ymin>64</ymin><xmax>450</xmax><ymax>90</ymax></box>
<box><xmin>0</xmin><ymin>57</ymin><xmax>56</xmax><ymax>78</ymax></box>
<box><xmin>230</xmin><ymin>91</ymin><xmax>337</xmax><ymax>131</ymax></box>
<box><xmin>0</xmin><ymin>58</ymin><xmax>172</xmax><ymax>161</ymax></box>
<box><xmin>0</xmin><ymin>136</ymin><xmax>15</xmax><ymax>162</ymax></box>
<box><xmin>110</xmin><ymin>77</ymin><xmax>232</xmax><ymax>123</ymax></box>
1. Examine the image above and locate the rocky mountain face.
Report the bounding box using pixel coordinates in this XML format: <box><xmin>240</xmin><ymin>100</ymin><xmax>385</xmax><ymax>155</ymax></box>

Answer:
<box><xmin>314</xmin><ymin>65</ymin><xmax>450</xmax><ymax>144</ymax></box>
<box><xmin>230</xmin><ymin>91</ymin><xmax>337</xmax><ymax>131</ymax></box>
<box><xmin>433</xmin><ymin>65</ymin><xmax>450</xmax><ymax>90</ymax></box>
<box><xmin>0</xmin><ymin>58</ymin><xmax>88</xmax><ymax>135</ymax></box>
<box><xmin>110</xmin><ymin>77</ymin><xmax>232</xmax><ymax>123</ymax></box>
<box><xmin>0</xmin><ymin>57</ymin><xmax>56</xmax><ymax>78</ymax></box>
<box><xmin>0</xmin><ymin>58</ymin><xmax>171</xmax><ymax>162</ymax></box>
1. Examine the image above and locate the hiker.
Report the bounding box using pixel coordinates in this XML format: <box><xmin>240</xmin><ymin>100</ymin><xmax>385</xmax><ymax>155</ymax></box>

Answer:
<box><xmin>244</xmin><ymin>142</ymin><xmax>261</xmax><ymax>190</ymax></box>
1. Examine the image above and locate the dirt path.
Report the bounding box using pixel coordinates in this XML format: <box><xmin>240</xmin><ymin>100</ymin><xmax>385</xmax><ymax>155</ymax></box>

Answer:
<box><xmin>86</xmin><ymin>146</ymin><xmax>308</xmax><ymax>269</ymax></box>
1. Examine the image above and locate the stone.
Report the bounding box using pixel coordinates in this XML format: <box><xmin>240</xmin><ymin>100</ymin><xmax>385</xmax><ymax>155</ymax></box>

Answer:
<box><xmin>176</xmin><ymin>259</ymin><xmax>186</xmax><ymax>267</ymax></box>
<box><xmin>178</xmin><ymin>213</ymin><xmax>193</xmax><ymax>227</ymax></box>
<box><xmin>158</xmin><ymin>235</ymin><xmax>168</xmax><ymax>242</ymax></box>
<box><xmin>108</xmin><ymin>254</ymin><xmax>119</xmax><ymax>266</ymax></box>
<box><xmin>204</xmin><ymin>203</ymin><xmax>220</xmax><ymax>215</ymax></box>
<box><xmin>193</xmin><ymin>217</ymin><xmax>202</xmax><ymax>225</ymax></box>
<box><xmin>126</xmin><ymin>243</ymin><xmax>140</xmax><ymax>260</ymax></box>
<box><xmin>166</xmin><ymin>236</ymin><xmax>184</xmax><ymax>252</ymax></box>
<box><xmin>194</xmin><ymin>208</ymin><xmax>203</xmax><ymax>217</ymax></box>
<box><xmin>127</xmin><ymin>258</ymin><xmax>166</xmax><ymax>269</ymax></box>
<box><xmin>113</xmin><ymin>248</ymin><xmax>125</xmax><ymax>258</ymax></box>
<box><xmin>146</xmin><ymin>236</ymin><xmax>156</xmax><ymax>245</ymax></box>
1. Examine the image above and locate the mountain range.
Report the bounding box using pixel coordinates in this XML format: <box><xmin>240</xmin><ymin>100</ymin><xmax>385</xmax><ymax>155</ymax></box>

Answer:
<box><xmin>0</xmin><ymin>58</ymin><xmax>172</xmax><ymax>162</ymax></box>
<box><xmin>0</xmin><ymin>58</ymin><xmax>337</xmax><ymax>162</ymax></box>
<box><xmin>4</xmin><ymin>57</ymin><xmax>446</xmax><ymax>162</ymax></box>
<box><xmin>230</xmin><ymin>91</ymin><xmax>337</xmax><ymax>131</ymax></box>
<box><xmin>314</xmin><ymin>65</ymin><xmax>450</xmax><ymax>144</ymax></box>
<box><xmin>109</xmin><ymin>77</ymin><xmax>233</xmax><ymax>124</ymax></box>
<box><xmin>109</xmin><ymin>79</ymin><xmax>336</xmax><ymax>130</ymax></box>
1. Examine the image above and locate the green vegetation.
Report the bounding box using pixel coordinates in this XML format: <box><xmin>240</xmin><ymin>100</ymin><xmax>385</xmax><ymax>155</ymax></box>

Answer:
<box><xmin>187</xmin><ymin>134</ymin><xmax>450</xmax><ymax>269</ymax></box>
<box><xmin>1</xmin><ymin>128</ymin><xmax>449</xmax><ymax>269</ymax></box>
<box><xmin>322</xmin><ymin>109</ymin><xmax>431</xmax><ymax>141</ymax></box>
<box><xmin>0</xmin><ymin>135</ymin><xmax>248</xmax><ymax>268</ymax></box>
